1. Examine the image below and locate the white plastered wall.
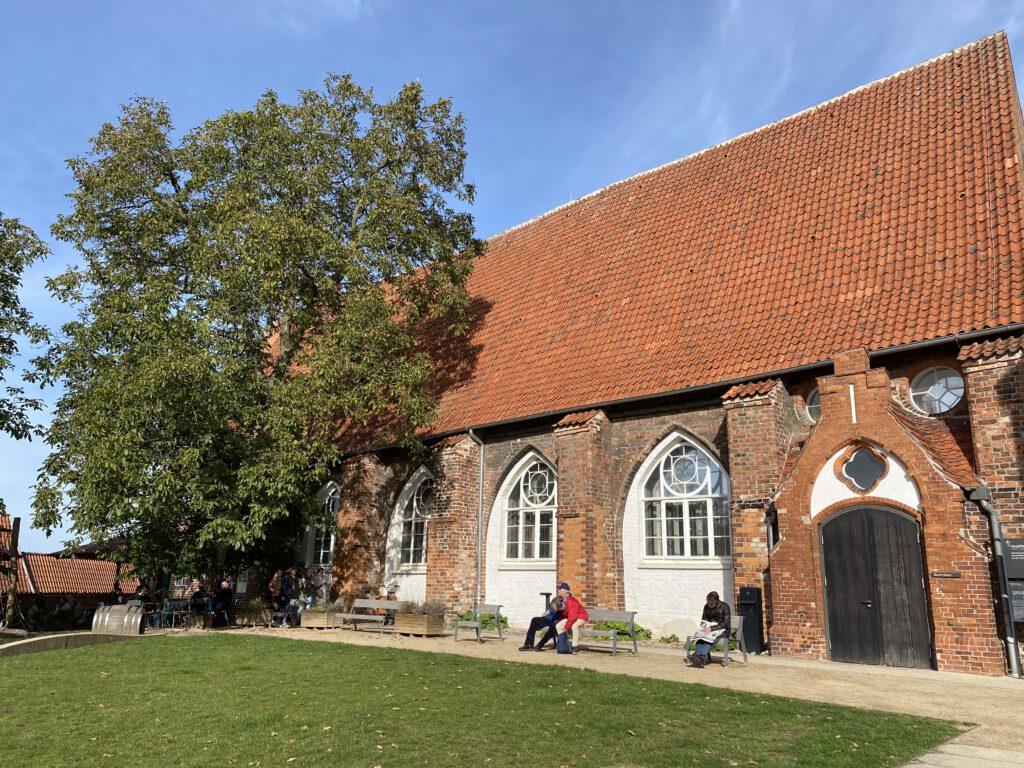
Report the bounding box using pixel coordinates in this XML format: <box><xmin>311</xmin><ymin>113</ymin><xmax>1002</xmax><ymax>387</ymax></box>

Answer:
<box><xmin>485</xmin><ymin>452</ymin><xmax>557</xmax><ymax>628</ymax></box>
<box><xmin>809</xmin><ymin>446</ymin><xmax>921</xmax><ymax>518</ymax></box>
<box><xmin>622</xmin><ymin>431</ymin><xmax>733</xmax><ymax>638</ymax></box>
<box><xmin>383</xmin><ymin>466</ymin><xmax>430</xmax><ymax>604</ymax></box>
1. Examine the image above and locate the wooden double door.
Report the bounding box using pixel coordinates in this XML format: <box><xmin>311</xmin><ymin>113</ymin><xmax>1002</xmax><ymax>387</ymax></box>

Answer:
<box><xmin>820</xmin><ymin>506</ymin><xmax>933</xmax><ymax>668</ymax></box>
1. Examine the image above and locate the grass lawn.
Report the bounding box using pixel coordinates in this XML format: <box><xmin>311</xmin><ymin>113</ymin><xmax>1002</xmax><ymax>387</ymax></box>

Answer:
<box><xmin>0</xmin><ymin>634</ymin><xmax>957</xmax><ymax>767</ymax></box>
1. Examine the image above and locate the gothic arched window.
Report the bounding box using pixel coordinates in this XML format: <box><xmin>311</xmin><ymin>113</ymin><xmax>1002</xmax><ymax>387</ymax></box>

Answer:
<box><xmin>641</xmin><ymin>440</ymin><xmax>730</xmax><ymax>558</ymax></box>
<box><xmin>400</xmin><ymin>477</ymin><xmax>433</xmax><ymax>565</ymax></box>
<box><xmin>505</xmin><ymin>460</ymin><xmax>557</xmax><ymax>562</ymax></box>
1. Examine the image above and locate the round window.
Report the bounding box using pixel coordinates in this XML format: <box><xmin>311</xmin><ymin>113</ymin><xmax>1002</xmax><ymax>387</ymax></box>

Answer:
<box><xmin>805</xmin><ymin>388</ymin><xmax>821</xmax><ymax>423</ymax></box>
<box><xmin>910</xmin><ymin>367</ymin><xmax>964</xmax><ymax>415</ymax></box>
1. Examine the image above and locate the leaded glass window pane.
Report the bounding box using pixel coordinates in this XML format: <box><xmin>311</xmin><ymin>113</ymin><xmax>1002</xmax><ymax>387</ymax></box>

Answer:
<box><xmin>689</xmin><ymin>500</ymin><xmax>709</xmax><ymax>556</ymax></box>
<box><xmin>713</xmin><ymin>499</ymin><xmax>731</xmax><ymax>556</ymax></box>
<box><xmin>644</xmin><ymin>500</ymin><xmax>662</xmax><ymax>556</ymax></box>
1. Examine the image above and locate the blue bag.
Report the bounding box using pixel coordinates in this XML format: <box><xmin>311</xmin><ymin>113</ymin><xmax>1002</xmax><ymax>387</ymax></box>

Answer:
<box><xmin>556</xmin><ymin>631</ymin><xmax>572</xmax><ymax>654</ymax></box>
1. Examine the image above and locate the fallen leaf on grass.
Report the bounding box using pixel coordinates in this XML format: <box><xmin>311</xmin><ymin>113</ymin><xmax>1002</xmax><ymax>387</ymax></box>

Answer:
<box><xmin>566</xmin><ymin>700</ymin><xmax>577</xmax><ymax>705</ymax></box>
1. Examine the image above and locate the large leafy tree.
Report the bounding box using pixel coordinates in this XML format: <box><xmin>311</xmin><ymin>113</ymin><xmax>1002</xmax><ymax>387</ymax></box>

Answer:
<box><xmin>32</xmin><ymin>76</ymin><xmax>483</xmax><ymax>578</ymax></box>
<box><xmin>0</xmin><ymin>214</ymin><xmax>47</xmax><ymax>514</ymax></box>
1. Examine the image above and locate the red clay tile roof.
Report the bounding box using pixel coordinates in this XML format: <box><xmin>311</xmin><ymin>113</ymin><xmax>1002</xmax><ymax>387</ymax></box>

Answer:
<box><xmin>722</xmin><ymin>380</ymin><xmax>781</xmax><ymax>400</ymax></box>
<box><xmin>19</xmin><ymin>553</ymin><xmax>139</xmax><ymax>596</ymax></box>
<box><xmin>554</xmin><ymin>409</ymin><xmax>604</xmax><ymax>428</ymax></box>
<box><xmin>422</xmin><ymin>33</ymin><xmax>1024</xmax><ymax>437</ymax></box>
<box><xmin>958</xmin><ymin>333</ymin><xmax>1024</xmax><ymax>361</ymax></box>
<box><xmin>888</xmin><ymin>405</ymin><xmax>978</xmax><ymax>488</ymax></box>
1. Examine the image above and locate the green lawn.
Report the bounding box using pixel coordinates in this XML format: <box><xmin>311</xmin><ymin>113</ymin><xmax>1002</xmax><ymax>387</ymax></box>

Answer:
<box><xmin>0</xmin><ymin>634</ymin><xmax>957</xmax><ymax>767</ymax></box>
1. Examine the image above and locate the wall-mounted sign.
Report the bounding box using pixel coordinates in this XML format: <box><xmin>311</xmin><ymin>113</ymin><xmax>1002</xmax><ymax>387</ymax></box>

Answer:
<box><xmin>930</xmin><ymin>571</ymin><xmax>961</xmax><ymax>579</ymax></box>
<box><xmin>1010</xmin><ymin>581</ymin><xmax>1024</xmax><ymax>622</ymax></box>
<box><xmin>1006</xmin><ymin>539</ymin><xmax>1024</xmax><ymax>580</ymax></box>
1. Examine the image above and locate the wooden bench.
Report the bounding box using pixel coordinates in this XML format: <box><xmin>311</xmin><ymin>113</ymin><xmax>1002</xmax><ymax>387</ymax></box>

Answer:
<box><xmin>683</xmin><ymin>614</ymin><xmax>748</xmax><ymax>666</ymax></box>
<box><xmin>454</xmin><ymin>603</ymin><xmax>504</xmax><ymax>643</ymax></box>
<box><xmin>577</xmin><ymin>609</ymin><xmax>639</xmax><ymax>655</ymax></box>
<box><xmin>335</xmin><ymin>599</ymin><xmax>406</xmax><ymax>633</ymax></box>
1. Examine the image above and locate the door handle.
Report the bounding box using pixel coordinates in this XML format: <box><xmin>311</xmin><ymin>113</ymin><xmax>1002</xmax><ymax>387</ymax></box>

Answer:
<box><xmin>861</xmin><ymin>600</ymin><xmax>873</xmax><ymax>608</ymax></box>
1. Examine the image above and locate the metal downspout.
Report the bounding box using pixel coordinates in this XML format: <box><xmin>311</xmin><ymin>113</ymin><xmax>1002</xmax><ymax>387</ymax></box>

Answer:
<box><xmin>970</xmin><ymin>487</ymin><xmax>1021</xmax><ymax>679</ymax></box>
<box><xmin>468</xmin><ymin>429</ymin><xmax>484</xmax><ymax>608</ymax></box>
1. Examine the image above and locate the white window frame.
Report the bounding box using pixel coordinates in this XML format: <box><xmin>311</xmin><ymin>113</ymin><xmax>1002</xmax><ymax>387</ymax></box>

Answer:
<box><xmin>909</xmin><ymin>366</ymin><xmax>964</xmax><ymax>415</ymax></box>
<box><xmin>639</xmin><ymin>435</ymin><xmax>731</xmax><ymax>566</ymax></box>
<box><xmin>501</xmin><ymin>454</ymin><xmax>557</xmax><ymax>568</ymax></box>
<box><xmin>389</xmin><ymin>467</ymin><xmax>434</xmax><ymax>575</ymax></box>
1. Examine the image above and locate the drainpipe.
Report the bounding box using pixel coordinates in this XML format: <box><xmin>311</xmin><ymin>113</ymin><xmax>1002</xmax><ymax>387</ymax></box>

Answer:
<box><xmin>468</xmin><ymin>429</ymin><xmax>484</xmax><ymax>608</ymax></box>
<box><xmin>969</xmin><ymin>487</ymin><xmax>1021</xmax><ymax>679</ymax></box>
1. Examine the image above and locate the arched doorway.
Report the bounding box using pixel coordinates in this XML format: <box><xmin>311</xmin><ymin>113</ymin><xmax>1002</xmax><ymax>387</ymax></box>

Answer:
<box><xmin>820</xmin><ymin>506</ymin><xmax>932</xmax><ymax>668</ymax></box>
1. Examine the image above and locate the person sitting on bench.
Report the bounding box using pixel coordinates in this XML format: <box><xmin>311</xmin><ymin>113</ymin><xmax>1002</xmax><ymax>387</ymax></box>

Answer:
<box><xmin>688</xmin><ymin>591</ymin><xmax>731</xmax><ymax>668</ymax></box>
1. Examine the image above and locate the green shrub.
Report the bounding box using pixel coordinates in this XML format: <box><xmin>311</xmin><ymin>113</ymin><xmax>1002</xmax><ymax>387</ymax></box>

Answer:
<box><xmin>660</xmin><ymin>633</ymin><xmax>679</xmax><ymax>644</ymax></box>
<box><xmin>455</xmin><ymin>609</ymin><xmax>509</xmax><ymax>631</ymax></box>
<box><xmin>591</xmin><ymin>620</ymin><xmax>652</xmax><ymax>641</ymax></box>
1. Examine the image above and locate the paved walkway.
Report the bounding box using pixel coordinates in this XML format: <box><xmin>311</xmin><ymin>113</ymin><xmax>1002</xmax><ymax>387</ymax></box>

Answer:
<box><xmin>227</xmin><ymin>625</ymin><xmax>1024</xmax><ymax>765</ymax></box>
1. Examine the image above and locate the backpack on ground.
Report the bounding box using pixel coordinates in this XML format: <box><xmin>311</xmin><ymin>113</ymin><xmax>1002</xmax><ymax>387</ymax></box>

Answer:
<box><xmin>556</xmin><ymin>631</ymin><xmax>572</xmax><ymax>654</ymax></box>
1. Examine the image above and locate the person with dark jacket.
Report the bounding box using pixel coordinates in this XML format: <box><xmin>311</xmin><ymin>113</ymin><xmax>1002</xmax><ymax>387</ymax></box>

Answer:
<box><xmin>211</xmin><ymin>579</ymin><xmax>233</xmax><ymax>627</ymax></box>
<box><xmin>520</xmin><ymin>582</ymin><xmax>590</xmax><ymax>652</ymax></box>
<box><xmin>688</xmin><ymin>591</ymin><xmax>731</xmax><ymax>668</ymax></box>
<box><xmin>520</xmin><ymin>596</ymin><xmax>563</xmax><ymax>652</ymax></box>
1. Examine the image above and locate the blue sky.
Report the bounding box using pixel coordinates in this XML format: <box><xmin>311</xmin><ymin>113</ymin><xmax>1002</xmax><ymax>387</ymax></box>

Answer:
<box><xmin>2</xmin><ymin>0</ymin><xmax>1022</xmax><ymax>552</ymax></box>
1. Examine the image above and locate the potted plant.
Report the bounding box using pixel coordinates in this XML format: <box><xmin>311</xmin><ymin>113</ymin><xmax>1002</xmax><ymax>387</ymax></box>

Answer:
<box><xmin>299</xmin><ymin>600</ymin><xmax>342</xmax><ymax>629</ymax></box>
<box><xmin>393</xmin><ymin>601</ymin><xmax>446</xmax><ymax>636</ymax></box>
<box><xmin>235</xmin><ymin>596</ymin><xmax>273</xmax><ymax>627</ymax></box>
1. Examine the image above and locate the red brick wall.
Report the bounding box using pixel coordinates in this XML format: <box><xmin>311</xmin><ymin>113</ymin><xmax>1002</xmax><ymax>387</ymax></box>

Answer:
<box><xmin>962</xmin><ymin>352</ymin><xmax>1024</xmax><ymax>671</ymax></box>
<box><xmin>425</xmin><ymin>437</ymin><xmax>481</xmax><ymax>614</ymax></box>
<box><xmin>724</xmin><ymin>382</ymin><xmax>802</xmax><ymax>639</ymax></box>
<box><xmin>771</xmin><ymin>353</ymin><xmax>1005</xmax><ymax>674</ymax></box>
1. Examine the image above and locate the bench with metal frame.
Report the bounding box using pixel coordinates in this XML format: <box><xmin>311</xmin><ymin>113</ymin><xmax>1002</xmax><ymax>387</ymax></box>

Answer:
<box><xmin>454</xmin><ymin>603</ymin><xmax>504</xmax><ymax>643</ymax></box>
<box><xmin>683</xmin><ymin>614</ymin><xmax>748</xmax><ymax>666</ymax></box>
<box><xmin>576</xmin><ymin>609</ymin><xmax>639</xmax><ymax>656</ymax></box>
<box><xmin>335</xmin><ymin>599</ymin><xmax>406</xmax><ymax>633</ymax></box>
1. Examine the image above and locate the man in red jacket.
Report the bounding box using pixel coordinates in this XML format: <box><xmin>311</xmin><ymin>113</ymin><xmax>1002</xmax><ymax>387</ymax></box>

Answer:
<box><xmin>555</xmin><ymin>581</ymin><xmax>589</xmax><ymax>654</ymax></box>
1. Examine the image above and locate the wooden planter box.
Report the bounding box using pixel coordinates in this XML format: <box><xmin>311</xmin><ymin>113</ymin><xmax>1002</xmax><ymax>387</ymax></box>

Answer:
<box><xmin>394</xmin><ymin>614</ymin><xmax>445</xmax><ymax>636</ymax></box>
<box><xmin>235</xmin><ymin>609</ymin><xmax>273</xmax><ymax>627</ymax></box>
<box><xmin>299</xmin><ymin>612</ymin><xmax>338</xmax><ymax>629</ymax></box>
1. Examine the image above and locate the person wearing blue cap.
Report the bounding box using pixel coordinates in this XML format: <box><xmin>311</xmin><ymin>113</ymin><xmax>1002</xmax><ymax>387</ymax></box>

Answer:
<box><xmin>519</xmin><ymin>582</ymin><xmax>589</xmax><ymax>653</ymax></box>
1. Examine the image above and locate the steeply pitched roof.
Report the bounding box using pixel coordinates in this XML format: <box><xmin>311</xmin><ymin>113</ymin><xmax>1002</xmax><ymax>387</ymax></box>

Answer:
<box><xmin>426</xmin><ymin>33</ymin><xmax>1024</xmax><ymax>436</ymax></box>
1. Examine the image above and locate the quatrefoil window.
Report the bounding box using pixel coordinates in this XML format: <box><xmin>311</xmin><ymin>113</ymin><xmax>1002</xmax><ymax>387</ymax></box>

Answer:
<box><xmin>837</xmin><ymin>445</ymin><xmax>888</xmax><ymax>494</ymax></box>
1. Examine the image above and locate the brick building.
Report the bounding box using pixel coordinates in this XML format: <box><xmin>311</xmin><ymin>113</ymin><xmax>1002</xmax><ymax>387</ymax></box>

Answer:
<box><xmin>315</xmin><ymin>33</ymin><xmax>1024</xmax><ymax>676</ymax></box>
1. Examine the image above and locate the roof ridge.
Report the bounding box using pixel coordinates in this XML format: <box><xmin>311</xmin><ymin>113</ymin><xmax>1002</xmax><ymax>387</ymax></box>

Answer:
<box><xmin>488</xmin><ymin>31</ymin><xmax>1008</xmax><ymax>243</ymax></box>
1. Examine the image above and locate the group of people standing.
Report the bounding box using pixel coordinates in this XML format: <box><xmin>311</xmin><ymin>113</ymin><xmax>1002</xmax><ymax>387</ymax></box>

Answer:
<box><xmin>268</xmin><ymin>565</ymin><xmax>329</xmax><ymax>624</ymax></box>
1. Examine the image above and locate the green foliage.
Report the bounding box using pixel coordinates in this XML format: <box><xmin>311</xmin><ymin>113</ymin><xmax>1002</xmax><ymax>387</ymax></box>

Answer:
<box><xmin>592</xmin><ymin>620</ymin><xmax>652</xmax><ymax>641</ymax></box>
<box><xmin>0</xmin><ymin>635</ymin><xmax>960</xmax><ymax>767</ymax></box>
<box><xmin>455</xmin><ymin>608</ymin><xmax>509</xmax><ymax>631</ymax></box>
<box><xmin>660</xmin><ymin>633</ymin><xmax>679</xmax><ymax>644</ymax></box>
<box><xmin>0</xmin><ymin>214</ymin><xmax>48</xmax><ymax>513</ymax></box>
<box><xmin>240</xmin><ymin>596</ymin><xmax>270</xmax><ymax>611</ymax></box>
<box><xmin>30</xmin><ymin>76</ymin><xmax>484</xmax><ymax>577</ymax></box>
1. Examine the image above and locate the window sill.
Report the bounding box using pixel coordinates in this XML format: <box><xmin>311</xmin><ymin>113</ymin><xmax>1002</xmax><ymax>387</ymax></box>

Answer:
<box><xmin>394</xmin><ymin>564</ymin><xmax>427</xmax><ymax>576</ymax></box>
<box><xmin>498</xmin><ymin>560</ymin><xmax>557</xmax><ymax>572</ymax></box>
<box><xmin>638</xmin><ymin>557</ymin><xmax>732</xmax><ymax>570</ymax></box>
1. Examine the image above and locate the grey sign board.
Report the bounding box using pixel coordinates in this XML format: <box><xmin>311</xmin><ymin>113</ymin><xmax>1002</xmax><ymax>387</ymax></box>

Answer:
<box><xmin>1011</xmin><ymin>581</ymin><xmax>1024</xmax><ymax>622</ymax></box>
<box><xmin>1007</xmin><ymin>539</ymin><xmax>1024</xmax><ymax>580</ymax></box>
